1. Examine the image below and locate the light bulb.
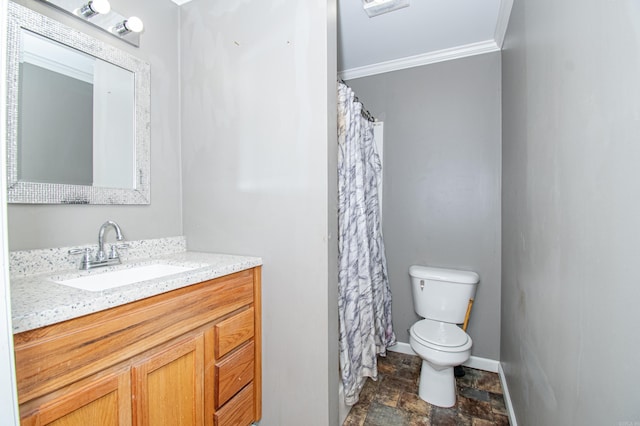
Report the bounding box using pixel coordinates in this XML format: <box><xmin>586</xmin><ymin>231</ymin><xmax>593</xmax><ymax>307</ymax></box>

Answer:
<box><xmin>90</xmin><ymin>0</ymin><xmax>110</xmax><ymax>14</ymax></box>
<box><xmin>77</xmin><ymin>0</ymin><xmax>110</xmax><ymax>18</ymax></box>
<box><xmin>124</xmin><ymin>16</ymin><xmax>144</xmax><ymax>33</ymax></box>
<box><xmin>113</xmin><ymin>16</ymin><xmax>144</xmax><ymax>36</ymax></box>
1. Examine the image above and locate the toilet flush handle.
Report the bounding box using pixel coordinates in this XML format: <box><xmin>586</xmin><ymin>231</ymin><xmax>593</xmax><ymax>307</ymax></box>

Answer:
<box><xmin>420</xmin><ymin>280</ymin><xmax>424</xmax><ymax>290</ymax></box>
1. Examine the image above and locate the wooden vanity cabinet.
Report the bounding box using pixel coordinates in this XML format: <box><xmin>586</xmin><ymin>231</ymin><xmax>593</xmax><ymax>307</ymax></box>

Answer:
<box><xmin>13</xmin><ymin>267</ymin><xmax>262</xmax><ymax>426</ymax></box>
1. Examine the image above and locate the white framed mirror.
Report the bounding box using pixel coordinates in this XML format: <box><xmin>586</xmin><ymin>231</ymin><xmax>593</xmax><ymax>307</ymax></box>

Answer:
<box><xmin>5</xmin><ymin>1</ymin><xmax>150</xmax><ymax>204</ymax></box>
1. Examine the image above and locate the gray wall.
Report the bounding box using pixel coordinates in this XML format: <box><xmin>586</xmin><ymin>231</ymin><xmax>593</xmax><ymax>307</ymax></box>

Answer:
<box><xmin>502</xmin><ymin>0</ymin><xmax>640</xmax><ymax>424</ymax></box>
<box><xmin>180</xmin><ymin>1</ymin><xmax>339</xmax><ymax>425</ymax></box>
<box><xmin>7</xmin><ymin>0</ymin><xmax>182</xmax><ymax>250</ymax></box>
<box><xmin>347</xmin><ymin>52</ymin><xmax>502</xmax><ymax>360</ymax></box>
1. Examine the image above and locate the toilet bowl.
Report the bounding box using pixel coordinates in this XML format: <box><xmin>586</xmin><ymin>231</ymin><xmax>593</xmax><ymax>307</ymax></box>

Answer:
<box><xmin>409</xmin><ymin>319</ymin><xmax>472</xmax><ymax>407</ymax></box>
<box><xmin>408</xmin><ymin>265</ymin><xmax>479</xmax><ymax>408</ymax></box>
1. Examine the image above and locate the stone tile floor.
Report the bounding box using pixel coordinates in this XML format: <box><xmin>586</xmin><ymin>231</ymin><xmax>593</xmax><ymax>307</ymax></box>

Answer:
<box><xmin>343</xmin><ymin>351</ymin><xmax>510</xmax><ymax>426</ymax></box>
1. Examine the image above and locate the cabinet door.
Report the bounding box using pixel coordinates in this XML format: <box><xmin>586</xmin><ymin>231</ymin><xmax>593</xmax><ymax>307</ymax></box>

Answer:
<box><xmin>132</xmin><ymin>333</ymin><xmax>205</xmax><ymax>426</ymax></box>
<box><xmin>20</xmin><ymin>371</ymin><xmax>131</xmax><ymax>426</ymax></box>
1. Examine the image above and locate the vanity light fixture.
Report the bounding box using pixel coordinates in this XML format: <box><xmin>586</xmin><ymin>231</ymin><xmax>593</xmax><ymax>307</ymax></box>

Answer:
<box><xmin>35</xmin><ymin>0</ymin><xmax>144</xmax><ymax>47</ymax></box>
<box><xmin>113</xmin><ymin>16</ymin><xmax>144</xmax><ymax>35</ymax></box>
<box><xmin>76</xmin><ymin>0</ymin><xmax>110</xmax><ymax>18</ymax></box>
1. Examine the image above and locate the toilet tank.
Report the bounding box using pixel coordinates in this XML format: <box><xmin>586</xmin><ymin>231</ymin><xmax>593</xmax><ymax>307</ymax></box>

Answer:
<box><xmin>409</xmin><ymin>265</ymin><xmax>479</xmax><ymax>324</ymax></box>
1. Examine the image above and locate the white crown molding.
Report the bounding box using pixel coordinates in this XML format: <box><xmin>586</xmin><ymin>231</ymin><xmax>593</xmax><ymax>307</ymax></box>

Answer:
<box><xmin>338</xmin><ymin>39</ymin><xmax>500</xmax><ymax>81</ymax></box>
<box><xmin>23</xmin><ymin>51</ymin><xmax>93</xmax><ymax>84</ymax></box>
<box><xmin>22</xmin><ymin>30</ymin><xmax>94</xmax><ymax>83</ymax></box>
<box><xmin>494</xmin><ymin>0</ymin><xmax>514</xmax><ymax>48</ymax></box>
<box><xmin>171</xmin><ymin>0</ymin><xmax>192</xmax><ymax>5</ymax></box>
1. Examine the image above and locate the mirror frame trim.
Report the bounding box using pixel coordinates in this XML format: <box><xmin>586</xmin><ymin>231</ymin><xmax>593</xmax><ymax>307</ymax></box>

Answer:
<box><xmin>5</xmin><ymin>2</ymin><xmax>150</xmax><ymax>204</ymax></box>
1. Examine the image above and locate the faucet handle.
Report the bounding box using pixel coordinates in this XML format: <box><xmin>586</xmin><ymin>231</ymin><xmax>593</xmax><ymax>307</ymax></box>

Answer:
<box><xmin>109</xmin><ymin>243</ymin><xmax>129</xmax><ymax>260</ymax></box>
<box><xmin>68</xmin><ymin>248</ymin><xmax>92</xmax><ymax>270</ymax></box>
<box><xmin>69</xmin><ymin>247</ymin><xmax>91</xmax><ymax>258</ymax></box>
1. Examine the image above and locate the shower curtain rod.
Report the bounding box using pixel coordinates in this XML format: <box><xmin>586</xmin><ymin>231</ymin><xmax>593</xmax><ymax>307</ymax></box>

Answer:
<box><xmin>339</xmin><ymin>79</ymin><xmax>376</xmax><ymax>123</ymax></box>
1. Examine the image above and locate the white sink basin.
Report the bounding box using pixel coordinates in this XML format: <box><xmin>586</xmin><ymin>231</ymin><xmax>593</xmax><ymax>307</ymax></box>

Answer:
<box><xmin>53</xmin><ymin>263</ymin><xmax>199</xmax><ymax>292</ymax></box>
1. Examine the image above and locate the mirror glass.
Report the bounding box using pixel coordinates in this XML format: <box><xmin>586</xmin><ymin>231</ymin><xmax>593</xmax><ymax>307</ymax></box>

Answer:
<box><xmin>19</xmin><ymin>30</ymin><xmax>135</xmax><ymax>188</ymax></box>
<box><xmin>6</xmin><ymin>2</ymin><xmax>150</xmax><ymax>204</ymax></box>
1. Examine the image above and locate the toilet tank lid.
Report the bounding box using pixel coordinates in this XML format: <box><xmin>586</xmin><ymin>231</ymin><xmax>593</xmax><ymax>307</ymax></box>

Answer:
<box><xmin>409</xmin><ymin>265</ymin><xmax>479</xmax><ymax>284</ymax></box>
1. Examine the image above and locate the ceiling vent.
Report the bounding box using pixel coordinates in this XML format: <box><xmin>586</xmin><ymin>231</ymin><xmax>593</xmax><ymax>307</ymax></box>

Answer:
<box><xmin>362</xmin><ymin>0</ymin><xmax>409</xmax><ymax>17</ymax></box>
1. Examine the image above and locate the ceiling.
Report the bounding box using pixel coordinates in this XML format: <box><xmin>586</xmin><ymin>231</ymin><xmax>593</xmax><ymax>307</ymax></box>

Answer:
<box><xmin>171</xmin><ymin>0</ymin><xmax>512</xmax><ymax>80</ymax></box>
<box><xmin>338</xmin><ymin>0</ymin><xmax>512</xmax><ymax>79</ymax></box>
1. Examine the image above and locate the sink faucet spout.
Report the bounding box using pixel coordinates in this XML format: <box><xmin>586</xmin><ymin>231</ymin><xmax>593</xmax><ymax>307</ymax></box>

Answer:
<box><xmin>97</xmin><ymin>220</ymin><xmax>124</xmax><ymax>262</ymax></box>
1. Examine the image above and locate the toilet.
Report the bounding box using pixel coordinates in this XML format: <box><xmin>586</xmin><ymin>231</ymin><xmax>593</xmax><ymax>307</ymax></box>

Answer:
<box><xmin>408</xmin><ymin>265</ymin><xmax>479</xmax><ymax>408</ymax></box>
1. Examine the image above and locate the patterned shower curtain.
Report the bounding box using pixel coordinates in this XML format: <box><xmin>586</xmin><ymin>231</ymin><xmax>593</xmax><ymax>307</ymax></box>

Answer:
<box><xmin>337</xmin><ymin>81</ymin><xmax>396</xmax><ymax>405</ymax></box>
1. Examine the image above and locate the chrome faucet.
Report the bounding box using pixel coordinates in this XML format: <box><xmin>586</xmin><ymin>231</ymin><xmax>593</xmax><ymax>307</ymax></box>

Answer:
<box><xmin>69</xmin><ymin>220</ymin><xmax>128</xmax><ymax>270</ymax></box>
<box><xmin>96</xmin><ymin>220</ymin><xmax>124</xmax><ymax>262</ymax></box>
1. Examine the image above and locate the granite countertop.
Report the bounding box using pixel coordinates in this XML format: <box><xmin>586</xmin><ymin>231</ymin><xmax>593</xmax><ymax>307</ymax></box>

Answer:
<box><xmin>10</xmin><ymin>237</ymin><xmax>262</xmax><ymax>334</ymax></box>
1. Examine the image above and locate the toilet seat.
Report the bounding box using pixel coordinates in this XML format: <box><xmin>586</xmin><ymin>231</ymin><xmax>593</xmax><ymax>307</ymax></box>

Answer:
<box><xmin>410</xmin><ymin>319</ymin><xmax>471</xmax><ymax>352</ymax></box>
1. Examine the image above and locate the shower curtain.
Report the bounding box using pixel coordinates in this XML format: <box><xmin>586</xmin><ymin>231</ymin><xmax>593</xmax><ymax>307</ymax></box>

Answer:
<box><xmin>337</xmin><ymin>82</ymin><xmax>396</xmax><ymax>405</ymax></box>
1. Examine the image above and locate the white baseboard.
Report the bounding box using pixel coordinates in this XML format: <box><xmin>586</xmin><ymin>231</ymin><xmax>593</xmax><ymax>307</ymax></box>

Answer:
<box><xmin>463</xmin><ymin>356</ymin><xmax>499</xmax><ymax>373</ymax></box>
<box><xmin>387</xmin><ymin>342</ymin><xmax>499</xmax><ymax>373</ymax></box>
<box><xmin>498</xmin><ymin>363</ymin><xmax>518</xmax><ymax>426</ymax></box>
<box><xmin>338</xmin><ymin>381</ymin><xmax>351</xmax><ymax>425</ymax></box>
<box><xmin>386</xmin><ymin>342</ymin><xmax>416</xmax><ymax>356</ymax></box>
<box><xmin>387</xmin><ymin>342</ymin><xmax>516</xmax><ymax>424</ymax></box>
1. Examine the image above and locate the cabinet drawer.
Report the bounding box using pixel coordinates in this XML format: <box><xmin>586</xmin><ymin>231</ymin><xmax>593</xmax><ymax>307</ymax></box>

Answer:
<box><xmin>215</xmin><ymin>308</ymin><xmax>254</xmax><ymax>358</ymax></box>
<box><xmin>214</xmin><ymin>383</ymin><xmax>254</xmax><ymax>426</ymax></box>
<box><xmin>215</xmin><ymin>341</ymin><xmax>254</xmax><ymax>408</ymax></box>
